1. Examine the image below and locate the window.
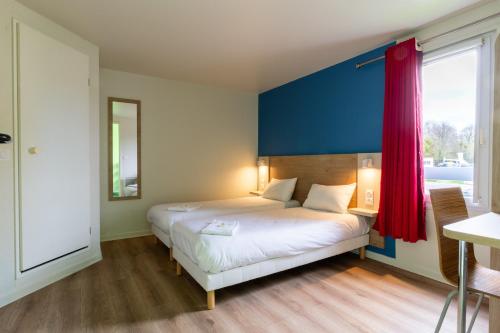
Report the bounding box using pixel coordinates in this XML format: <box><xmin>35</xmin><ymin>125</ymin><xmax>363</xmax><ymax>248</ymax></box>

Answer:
<box><xmin>422</xmin><ymin>35</ymin><xmax>492</xmax><ymax>208</ymax></box>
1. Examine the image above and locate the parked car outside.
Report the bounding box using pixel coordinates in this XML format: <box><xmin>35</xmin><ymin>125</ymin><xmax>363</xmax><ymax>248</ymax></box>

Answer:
<box><xmin>437</xmin><ymin>159</ymin><xmax>471</xmax><ymax>167</ymax></box>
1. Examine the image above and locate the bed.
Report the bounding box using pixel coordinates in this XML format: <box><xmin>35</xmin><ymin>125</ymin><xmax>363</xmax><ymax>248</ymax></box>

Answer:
<box><xmin>147</xmin><ymin>196</ymin><xmax>300</xmax><ymax>258</ymax></box>
<box><xmin>172</xmin><ymin>207</ymin><xmax>369</xmax><ymax>309</ymax></box>
<box><xmin>172</xmin><ymin>153</ymin><xmax>369</xmax><ymax>309</ymax></box>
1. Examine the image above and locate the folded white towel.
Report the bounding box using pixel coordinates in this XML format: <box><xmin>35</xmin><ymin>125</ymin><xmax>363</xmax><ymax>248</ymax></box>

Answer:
<box><xmin>167</xmin><ymin>204</ymin><xmax>201</xmax><ymax>212</ymax></box>
<box><xmin>201</xmin><ymin>220</ymin><xmax>239</xmax><ymax>236</ymax></box>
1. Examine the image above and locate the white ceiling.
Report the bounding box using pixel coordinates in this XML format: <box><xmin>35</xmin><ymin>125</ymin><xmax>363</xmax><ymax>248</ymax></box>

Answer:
<box><xmin>18</xmin><ymin>0</ymin><xmax>489</xmax><ymax>92</ymax></box>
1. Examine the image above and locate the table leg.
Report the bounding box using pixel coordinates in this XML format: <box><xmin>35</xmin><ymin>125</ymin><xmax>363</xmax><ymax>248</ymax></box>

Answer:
<box><xmin>458</xmin><ymin>240</ymin><xmax>468</xmax><ymax>333</ymax></box>
<box><xmin>490</xmin><ymin>248</ymin><xmax>500</xmax><ymax>333</ymax></box>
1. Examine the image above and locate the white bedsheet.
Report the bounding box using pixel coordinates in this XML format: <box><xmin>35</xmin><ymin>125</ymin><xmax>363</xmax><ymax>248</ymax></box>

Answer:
<box><xmin>171</xmin><ymin>207</ymin><xmax>369</xmax><ymax>274</ymax></box>
<box><xmin>147</xmin><ymin>196</ymin><xmax>300</xmax><ymax>235</ymax></box>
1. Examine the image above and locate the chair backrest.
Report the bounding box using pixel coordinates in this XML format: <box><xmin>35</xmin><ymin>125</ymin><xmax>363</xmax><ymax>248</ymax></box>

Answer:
<box><xmin>429</xmin><ymin>187</ymin><xmax>475</xmax><ymax>285</ymax></box>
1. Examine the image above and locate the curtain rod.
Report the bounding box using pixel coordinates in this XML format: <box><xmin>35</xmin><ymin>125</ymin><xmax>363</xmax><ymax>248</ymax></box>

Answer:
<box><xmin>355</xmin><ymin>11</ymin><xmax>500</xmax><ymax>69</ymax></box>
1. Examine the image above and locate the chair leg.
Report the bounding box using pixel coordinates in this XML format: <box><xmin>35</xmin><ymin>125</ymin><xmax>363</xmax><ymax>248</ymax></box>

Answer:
<box><xmin>435</xmin><ymin>289</ymin><xmax>458</xmax><ymax>333</ymax></box>
<box><xmin>169</xmin><ymin>247</ymin><xmax>174</xmax><ymax>262</ymax></box>
<box><xmin>466</xmin><ymin>293</ymin><xmax>484</xmax><ymax>333</ymax></box>
<box><xmin>176</xmin><ymin>262</ymin><xmax>182</xmax><ymax>276</ymax></box>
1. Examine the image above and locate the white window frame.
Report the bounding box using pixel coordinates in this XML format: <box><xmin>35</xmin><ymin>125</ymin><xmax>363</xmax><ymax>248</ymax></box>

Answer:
<box><xmin>422</xmin><ymin>32</ymin><xmax>493</xmax><ymax>212</ymax></box>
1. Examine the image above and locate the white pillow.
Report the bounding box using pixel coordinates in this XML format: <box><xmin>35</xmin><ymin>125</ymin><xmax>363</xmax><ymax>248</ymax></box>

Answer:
<box><xmin>303</xmin><ymin>183</ymin><xmax>356</xmax><ymax>213</ymax></box>
<box><xmin>262</xmin><ymin>178</ymin><xmax>297</xmax><ymax>202</ymax></box>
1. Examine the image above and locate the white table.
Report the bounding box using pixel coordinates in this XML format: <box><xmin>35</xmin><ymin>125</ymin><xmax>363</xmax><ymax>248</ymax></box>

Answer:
<box><xmin>443</xmin><ymin>212</ymin><xmax>500</xmax><ymax>333</ymax></box>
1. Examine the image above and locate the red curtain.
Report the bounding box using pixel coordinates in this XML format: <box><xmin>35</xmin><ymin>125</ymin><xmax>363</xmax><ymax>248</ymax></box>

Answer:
<box><xmin>374</xmin><ymin>38</ymin><xmax>427</xmax><ymax>243</ymax></box>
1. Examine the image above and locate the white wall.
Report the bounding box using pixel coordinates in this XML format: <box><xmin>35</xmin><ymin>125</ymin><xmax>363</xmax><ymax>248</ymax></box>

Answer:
<box><xmin>0</xmin><ymin>0</ymin><xmax>101</xmax><ymax>307</ymax></box>
<box><xmin>100</xmin><ymin>69</ymin><xmax>258</xmax><ymax>241</ymax></box>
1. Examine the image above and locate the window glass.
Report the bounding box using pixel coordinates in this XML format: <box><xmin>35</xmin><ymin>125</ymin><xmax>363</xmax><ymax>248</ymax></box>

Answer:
<box><xmin>422</xmin><ymin>49</ymin><xmax>478</xmax><ymax>199</ymax></box>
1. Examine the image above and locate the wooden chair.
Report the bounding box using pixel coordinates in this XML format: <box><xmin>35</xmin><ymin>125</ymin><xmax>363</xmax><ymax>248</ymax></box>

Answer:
<box><xmin>430</xmin><ymin>188</ymin><xmax>500</xmax><ymax>333</ymax></box>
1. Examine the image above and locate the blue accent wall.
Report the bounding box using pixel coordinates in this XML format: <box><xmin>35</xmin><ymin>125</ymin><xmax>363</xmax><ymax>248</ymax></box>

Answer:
<box><xmin>259</xmin><ymin>42</ymin><xmax>394</xmax><ymax>156</ymax></box>
<box><xmin>368</xmin><ymin>237</ymin><xmax>396</xmax><ymax>258</ymax></box>
<box><xmin>258</xmin><ymin>42</ymin><xmax>396</xmax><ymax>258</ymax></box>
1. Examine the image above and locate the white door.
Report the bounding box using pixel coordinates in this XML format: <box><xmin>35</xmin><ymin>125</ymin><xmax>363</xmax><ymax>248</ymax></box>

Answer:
<box><xmin>17</xmin><ymin>22</ymin><xmax>91</xmax><ymax>271</ymax></box>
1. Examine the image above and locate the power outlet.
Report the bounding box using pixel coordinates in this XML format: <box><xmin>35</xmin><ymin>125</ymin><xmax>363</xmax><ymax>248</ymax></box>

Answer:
<box><xmin>365</xmin><ymin>189</ymin><xmax>374</xmax><ymax>206</ymax></box>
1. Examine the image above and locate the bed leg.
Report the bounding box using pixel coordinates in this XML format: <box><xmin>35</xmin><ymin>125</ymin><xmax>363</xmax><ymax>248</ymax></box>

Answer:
<box><xmin>169</xmin><ymin>247</ymin><xmax>174</xmax><ymax>261</ymax></box>
<box><xmin>176</xmin><ymin>262</ymin><xmax>182</xmax><ymax>276</ymax></box>
<box><xmin>359</xmin><ymin>246</ymin><xmax>366</xmax><ymax>260</ymax></box>
<box><xmin>207</xmin><ymin>290</ymin><xmax>215</xmax><ymax>310</ymax></box>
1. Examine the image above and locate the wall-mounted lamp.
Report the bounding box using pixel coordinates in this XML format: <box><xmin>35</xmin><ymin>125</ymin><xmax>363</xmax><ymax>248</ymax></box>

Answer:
<box><xmin>257</xmin><ymin>156</ymin><xmax>269</xmax><ymax>191</ymax></box>
<box><xmin>358</xmin><ymin>154</ymin><xmax>380</xmax><ymax>207</ymax></box>
<box><xmin>362</xmin><ymin>158</ymin><xmax>373</xmax><ymax>169</ymax></box>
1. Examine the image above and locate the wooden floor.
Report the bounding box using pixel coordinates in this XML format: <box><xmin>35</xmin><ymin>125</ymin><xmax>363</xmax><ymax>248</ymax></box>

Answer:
<box><xmin>0</xmin><ymin>236</ymin><xmax>489</xmax><ymax>333</ymax></box>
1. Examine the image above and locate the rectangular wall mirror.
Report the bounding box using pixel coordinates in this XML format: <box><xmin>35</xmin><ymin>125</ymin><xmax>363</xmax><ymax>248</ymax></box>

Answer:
<box><xmin>108</xmin><ymin>97</ymin><xmax>141</xmax><ymax>200</ymax></box>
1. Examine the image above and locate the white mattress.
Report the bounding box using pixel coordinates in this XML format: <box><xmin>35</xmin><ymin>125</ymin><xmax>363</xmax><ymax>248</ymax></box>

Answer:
<box><xmin>171</xmin><ymin>207</ymin><xmax>369</xmax><ymax>274</ymax></box>
<box><xmin>147</xmin><ymin>196</ymin><xmax>300</xmax><ymax>235</ymax></box>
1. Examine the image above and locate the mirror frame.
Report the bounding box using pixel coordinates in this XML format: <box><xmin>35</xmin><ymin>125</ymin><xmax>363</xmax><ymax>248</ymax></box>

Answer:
<box><xmin>108</xmin><ymin>97</ymin><xmax>142</xmax><ymax>201</ymax></box>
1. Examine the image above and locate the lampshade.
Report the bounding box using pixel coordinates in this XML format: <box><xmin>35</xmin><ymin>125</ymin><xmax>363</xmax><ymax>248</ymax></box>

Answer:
<box><xmin>257</xmin><ymin>157</ymin><xmax>269</xmax><ymax>191</ymax></box>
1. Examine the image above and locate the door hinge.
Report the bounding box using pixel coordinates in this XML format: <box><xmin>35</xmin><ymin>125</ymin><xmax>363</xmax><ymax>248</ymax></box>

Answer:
<box><xmin>89</xmin><ymin>227</ymin><xmax>92</xmax><ymax>235</ymax></box>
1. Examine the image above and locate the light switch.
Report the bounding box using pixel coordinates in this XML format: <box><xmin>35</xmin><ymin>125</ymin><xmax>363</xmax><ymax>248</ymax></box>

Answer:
<box><xmin>365</xmin><ymin>189</ymin><xmax>374</xmax><ymax>206</ymax></box>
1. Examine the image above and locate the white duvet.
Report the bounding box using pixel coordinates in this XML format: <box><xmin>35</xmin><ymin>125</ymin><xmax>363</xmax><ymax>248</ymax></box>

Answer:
<box><xmin>147</xmin><ymin>196</ymin><xmax>300</xmax><ymax>235</ymax></box>
<box><xmin>171</xmin><ymin>207</ymin><xmax>369</xmax><ymax>274</ymax></box>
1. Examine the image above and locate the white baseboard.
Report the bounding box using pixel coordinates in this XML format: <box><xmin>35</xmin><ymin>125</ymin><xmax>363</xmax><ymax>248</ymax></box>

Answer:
<box><xmin>0</xmin><ymin>252</ymin><xmax>102</xmax><ymax>308</ymax></box>
<box><xmin>100</xmin><ymin>229</ymin><xmax>152</xmax><ymax>242</ymax></box>
<box><xmin>366</xmin><ymin>251</ymin><xmax>446</xmax><ymax>284</ymax></box>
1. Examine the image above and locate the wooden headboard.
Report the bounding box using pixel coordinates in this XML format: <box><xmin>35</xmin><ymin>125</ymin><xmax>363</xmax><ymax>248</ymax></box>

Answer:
<box><xmin>269</xmin><ymin>154</ymin><xmax>357</xmax><ymax>207</ymax></box>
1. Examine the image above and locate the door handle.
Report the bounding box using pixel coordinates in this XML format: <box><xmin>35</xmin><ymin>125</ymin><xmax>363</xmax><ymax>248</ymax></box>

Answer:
<box><xmin>0</xmin><ymin>133</ymin><xmax>11</xmax><ymax>143</ymax></box>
